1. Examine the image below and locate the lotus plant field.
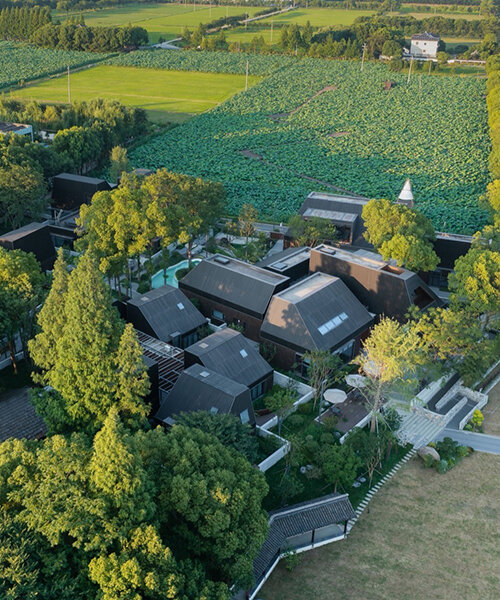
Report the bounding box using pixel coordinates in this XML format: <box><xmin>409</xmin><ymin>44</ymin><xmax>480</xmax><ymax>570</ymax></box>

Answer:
<box><xmin>0</xmin><ymin>42</ymin><xmax>110</xmax><ymax>90</ymax></box>
<box><xmin>109</xmin><ymin>49</ymin><xmax>296</xmax><ymax>76</ymax></box>
<box><xmin>131</xmin><ymin>57</ymin><xmax>489</xmax><ymax>234</ymax></box>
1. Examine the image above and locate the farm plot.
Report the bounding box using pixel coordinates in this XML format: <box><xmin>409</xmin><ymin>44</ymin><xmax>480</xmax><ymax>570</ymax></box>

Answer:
<box><xmin>55</xmin><ymin>2</ymin><xmax>263</xmax><ymax>43</ymax></box>
<box><xmin>131</xmin><ymin>58</ymin><xmax>489</xmax><ymax>234</ymax></box>
<box><xmin>0</xmin><ymin>42</ymin><xmax>110</xmax><ymax>90</ymax></box>
<box><xmin>9</xmin><ymin>65</ymin><xmax>260</xmax><ymax>123</ymax></box>
<box><xmin>109</xmin><ymin>49</ymin><xmax>296</xmax><ymax>76</ymax></box>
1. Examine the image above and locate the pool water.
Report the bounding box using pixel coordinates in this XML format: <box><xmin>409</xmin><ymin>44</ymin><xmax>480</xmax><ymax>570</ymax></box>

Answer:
<box><xmin>151</xmin><ymin>258</ymin><xmax>201</xmax><ymax>289</ymax></box>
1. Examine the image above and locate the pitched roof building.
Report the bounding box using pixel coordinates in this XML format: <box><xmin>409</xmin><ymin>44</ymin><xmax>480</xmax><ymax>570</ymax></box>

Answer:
<box><xmin>184</xmin><ymin>328</ymin><xmax>273</xmax><ymax>400</ymax></box>
<box><xmin>126</xmin><ymin>285</ymin><xmax>207</xmax><ymax>349</ymax></box>
<box><xmin>51</xmin><ymin>173</ymin><xmax>112</xmax><ymax>210</ymax></box>
<box><xmin>309</xmin><ymin>245</ymin><xmax>441</xmax><ymax>321</ymax></box>
<box><xmin>250</xmin><ymin>494</ymin><xmax>355</xmax><ymax>599</ymax></box>
<box><xmin>261</xmin><ymin>273</ymin><xmax>373</xmax><ymax>371</ymax></box>
<box><xmin>287</xmin><ymin>191</ymin><xmax>371</xmax><ymax>246</ymax></box>
<box><xmin>154</xmin><ymin>363</ymin><xmax>255</xmax><ymax>427</ymax></box>
<box><xmin>179</xmin><ymin>255</ymin><xmax>289</xmax><ymax>340</ymax></box>
<box><xmin>0</xmin><ymin>222</ymin><xmax>56</xmax><ymax>271</ymax></box>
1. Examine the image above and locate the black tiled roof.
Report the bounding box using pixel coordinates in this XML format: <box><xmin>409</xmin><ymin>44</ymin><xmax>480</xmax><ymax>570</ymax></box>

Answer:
<box><xmin>127</xmin><ymin>285</ymin><xmax>206</xmax><ymax>343</ymax></box>
<box><xmin>179</xmin><ymin>255</ymin><xmax>289</xmax><ymax>318</ymax></box>
<box><xmin>185</xmin><ymin>328</ymin><xmax>273</xmax><ymax>388</ymax></box>
<box><xmin>253</xmin><ymin>494</ymin><xmax>355</xmax><ymax>581</ymax></box>
<box><xmin>0</xmin><ymin>388</ymin><xmax>46</xmax><ymax>442</ymax></box>
<box><xmin>261</xmin><ymin>272</ymin><xmax>373</xmax><ymax>353</ymax></box>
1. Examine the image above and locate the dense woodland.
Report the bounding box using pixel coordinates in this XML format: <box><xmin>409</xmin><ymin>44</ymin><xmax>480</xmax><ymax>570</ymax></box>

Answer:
<box><xmin>0</xmin><ymin>99</ymin><xmax>147</xmax><ymax>231</ymax></box>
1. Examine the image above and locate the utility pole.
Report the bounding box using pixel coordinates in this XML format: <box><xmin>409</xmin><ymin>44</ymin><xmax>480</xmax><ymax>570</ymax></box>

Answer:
<box><xmin>209</xmin><ymin>3</ymin><xmax>212</xmax><ymax>18</ymax></box>
<box><xmin>67</xmin><ymin>65</ymin><xmax>71</xmax><ymax>104</ymax></box>
<box><xmin>361</xmin><ymin>43</ymin><xmax>367</xmax><ymax>72</ymax></box>
<box><xmin>245</xmin><ymin>13</ymin><xmax>248</xmax><ymax>30</ymax></box>
<box><xmin>270</xmin><ymin>19</ymin><xmax>273</xmax><ymax>43</ymax></box>
<box><xmin>226</xmin><ymin>6</ymin><xmax>228</xmax><ymax>18</ymax></box>
<box><xmin>407</xmin><ymin>56</ymin><xmax>413</xmax><ymax>84</ymax></box>
<box><xmin>245</xmin><ymin>59</ymin><xmax>249</xmax><ymax>91</ymax></box>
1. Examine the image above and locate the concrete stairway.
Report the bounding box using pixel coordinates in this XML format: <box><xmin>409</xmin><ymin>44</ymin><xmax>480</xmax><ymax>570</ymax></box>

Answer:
<box><xmin>396</xmin><ymin>410</ymin><xmax>447</xmax><ymax>449</ymax></box>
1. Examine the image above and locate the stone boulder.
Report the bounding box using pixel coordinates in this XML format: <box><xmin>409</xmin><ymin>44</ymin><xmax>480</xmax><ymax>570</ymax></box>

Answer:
<box><xmin>417</xmin><ymin>446</ymin><xmax>440</xmax><ymax>462</ymax></box>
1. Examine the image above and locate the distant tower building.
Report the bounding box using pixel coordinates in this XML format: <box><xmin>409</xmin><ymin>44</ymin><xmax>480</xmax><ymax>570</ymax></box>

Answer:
<box><xmin>397</xmin><ymin>179</ymin><xmax>414</xmax><ymax>208</ymax></box>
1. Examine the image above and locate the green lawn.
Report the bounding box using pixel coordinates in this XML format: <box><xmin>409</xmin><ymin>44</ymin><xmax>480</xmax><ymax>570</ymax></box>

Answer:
<box><xmin>54</xmin><ymin>2</ymin><xmax>263</xmax><ymax>43</ymax></box>
<box><xmin>9</xmin><ymin>65</ymin><xmax>260</xmax><ymax>122</ymax></box>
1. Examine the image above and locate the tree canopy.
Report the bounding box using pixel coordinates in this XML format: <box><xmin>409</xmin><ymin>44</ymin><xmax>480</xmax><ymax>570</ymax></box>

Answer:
<box><xmin>29</xmin><ymin>251</ymin><xmax>149</xmax><ymax>433</ymax></box>
<box><xmin>361</xmin><ymin>198</ymin><xmax>439</xmax><ymax>272</ymax></box>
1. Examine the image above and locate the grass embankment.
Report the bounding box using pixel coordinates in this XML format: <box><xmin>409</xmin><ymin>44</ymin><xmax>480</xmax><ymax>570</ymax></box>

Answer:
<box><xmin>483</xmin><ymin>380</ymin><xmax>500</xmax><ymax>436</ymax></box>
<box><xmin>9</xmin><ymin>65</ymin><xmax>261</xmax><ymax>123</ymax></box>
<box><xmin>263</xmin><ymin>453</ymin><xmax>500</xmax><ymax>600</ymax></box>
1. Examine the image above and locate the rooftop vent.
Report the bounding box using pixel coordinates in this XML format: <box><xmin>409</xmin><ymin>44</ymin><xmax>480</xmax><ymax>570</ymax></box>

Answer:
<box><xmin>210</xmin><ymin>406</ymin><xmax>219</xmax><ymax>413</ymax></box>
<box><xmin>199</xmin><ymin>342</ymin><xmax>209</xmax><ymax>348</ymax></box>
<box><xmin>271</xmin><ymin>261</ymin><xmax>288</xmax><ymax>271</ymax></box>
<box><xmin>200</xmin><ymin>371</ymin><xmax>210</xmax><ymax>378</ymax></box>
<box><xmin>214</xmin><ymin>256</ymin><xmax>230</xmax><ymax>265</ymax></box>
<box><xmin>321</xmin><ymin>247</ymin><xmax>336</xmax><ymax>255</ymax></box>
<box><xmin>140</xmin><ymin>296</ymin><xmax>149</xmax><ymax>302</ymax></box>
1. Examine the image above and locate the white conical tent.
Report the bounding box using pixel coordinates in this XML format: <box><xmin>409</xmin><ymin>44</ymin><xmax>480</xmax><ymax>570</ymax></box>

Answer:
<box><xmin>398</xmin><ymin>179</ymin><xmax>414</xmax><ymax>203</ymax></box>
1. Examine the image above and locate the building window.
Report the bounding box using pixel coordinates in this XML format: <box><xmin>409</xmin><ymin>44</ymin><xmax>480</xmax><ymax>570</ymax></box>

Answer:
<box><xmin>210</xmin><ymin>406</ymin><xmax>219</xmax><ymax>414</ymax></box>
<box><xmin>251</xmin><ymin>381</ymin><xmax>264</xmax><ymax>400</ymax></box>
<box><xmin>240</xmin><ymin>409</ymin><xmax>250</xmax><ymax>424</ymax></box>
<box><xmin>212</xmin><ymin>309</ymin><xmax>224</xmax><ymax>321</ymax></box>
<box><xmin>334</xmin><ymin>340</ymin><xmax>355</xmax><ymax>362</ymax></box>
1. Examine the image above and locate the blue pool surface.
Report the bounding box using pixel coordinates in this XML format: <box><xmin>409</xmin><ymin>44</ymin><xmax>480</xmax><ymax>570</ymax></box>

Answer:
<box><xmin>151</xmin><ymin>258</ymin><xmax>201</xmax><ymax>289</ymax></box>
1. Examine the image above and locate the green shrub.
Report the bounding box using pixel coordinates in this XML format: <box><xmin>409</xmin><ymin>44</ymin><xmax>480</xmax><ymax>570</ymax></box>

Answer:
<box><xmin>287</xmin><ymin>414</ymin><xmax>304</xmax><ymax>428</ymax></box>
<box><xmin>437</xmin><ymin>459</ymin><xmax>448</xmax><ymax>474</ymax></box>
<box><xmin>322</xmin><ymin>414</ymin><xmax>338</xmax><ymax>431</ymax></box>
<box><xmin>320</xmin><ymin>432</ymin><xmax>335</xmax><ymax>445</ymax></box>
<box><xmin>422</xmin><ymin>454</ymin><xmax>437</xmax><ymax>469</ymax></box>
<box><xmin>137</xmin><ymin>281</ymin><xmax>150</xmax><ymax>293</ymax></box>
<box><xmin>297</xmin><ymin>402</ymin><xmax>313</xmax><ymax>415</ymax></box>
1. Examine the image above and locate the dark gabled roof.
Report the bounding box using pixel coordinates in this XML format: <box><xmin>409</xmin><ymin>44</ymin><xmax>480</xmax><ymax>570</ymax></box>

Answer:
<box><xmin>0</xmin><ymin>222</ymin><xmax>47</xmax><ymax>242</ymax></box>
<box><xmin>0</xmin><ymin>388</ymin><xmax>47</xmax><ymax>442</ymax></box>
<box><xmin>310</xmin><ymin>245</ymin><xmax>441</xmax><ymax>320</ymax></box>
<box><xmin>411</xmin><ymin>31</ymin><xmax>440</xmax><ymax>41</ymax></box>
<box><xmin>154</xmin><ymin>363</ymin><xmax>251</xmax><ymax>422</ymax></box>
<box><xmin>261</xmin><ymin>273</ymin><xmax>373</xmax><ymax>354</ymax></box>
<box><xmin>126</xmin><ymin>285</ymin><xmax>206</xmax><ymax>343</ymax></box>
<box><xmin>179</xmin><ymin>255</ymin><xmax>289</xmax><ymax>318</ymax></box>
<box><xmin>253</xmin><ymin>494</ymin><xmax>355</xmax><ymax>581</ymax></box>
<box><xmin>0</xmin><ymin>222</ymin><xmax>56</xmax><ymax>271</ymax></box>
<box><xmin>185</xmin><ymin>328</ymin><xmax>273</xmax><ymax>388</ymax></box>
<box><xmin>0</xmin><ymin>122</ymin><xmax>30</xmax><ymax>134</ymax></box>
<box><xmin>53</xmin><ymin>172</ymin><xmax>107</xmax><ymax>185</ymax></box>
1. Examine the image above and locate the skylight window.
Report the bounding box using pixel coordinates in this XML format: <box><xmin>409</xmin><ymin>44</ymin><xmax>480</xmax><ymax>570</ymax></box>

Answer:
<box><xmin>177</xmin><ymin>302</ymin><xmax>185</xmax><ymax>310</ymax></box>
<box><xmin>210</xmin><ymin>407</ymin><xmax>219</xmax><ymax>413</ymax></box>
<box><xmin>200</xmin><ymin>371</ymin><xmax>210</xmax><ymax>378</ymax></box>
<box><xmin>240</xmin><ymin>349</ymin><xmax>248</xmax><ymax>358</ymax></box>
<box><xmin>318</xmin><ymin>312</ymin><xmax>348</xmax><ymax>335</ymax></box>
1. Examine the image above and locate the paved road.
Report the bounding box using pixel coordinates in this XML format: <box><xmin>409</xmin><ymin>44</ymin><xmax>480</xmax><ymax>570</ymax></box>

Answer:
<box><xmin>434</xmin><ymin>428</ymin><xmax>500</xmax><ymax>455</ymax></box>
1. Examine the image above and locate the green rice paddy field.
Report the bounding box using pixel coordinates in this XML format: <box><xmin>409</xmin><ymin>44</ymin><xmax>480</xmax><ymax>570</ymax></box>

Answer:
<box><xmin>9</xmin><ymin>65</ymin><xmax>260</xmax><ymax>122</ymax></box>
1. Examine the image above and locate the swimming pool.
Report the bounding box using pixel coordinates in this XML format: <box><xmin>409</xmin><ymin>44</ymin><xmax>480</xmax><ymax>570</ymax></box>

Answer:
<box><xmin>151</xmin><ymin>258</ymin><xmax>201</xmax><ymax>289</ymax></box>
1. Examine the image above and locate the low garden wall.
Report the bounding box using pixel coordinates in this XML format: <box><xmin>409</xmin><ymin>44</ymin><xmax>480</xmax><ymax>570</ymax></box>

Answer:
<box><xmin>259</xmin><ymin>372</ymin><xmax>315</xmax><ymax>431</ymax></box>
<box><xmin>256</xmin><ymin>427</ymin><xmax>289</xmax><ymax>473</ymax></box>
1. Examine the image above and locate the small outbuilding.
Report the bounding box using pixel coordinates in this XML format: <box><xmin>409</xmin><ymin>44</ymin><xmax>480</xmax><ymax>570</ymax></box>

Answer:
<box><xmin>126</xmin><ymin>285</ymin><xmax>207</xmax><ymax>349</ymax></box>
<box><xmin>51</xmin><ymin>173</ymin><xmax>112</xmax><ymax>210</ymax></box>
<box><xmin>154</xmin><ymin>363</ymin><xmax>256</xmax><ymax>427</ymax></box>
<box><xmin>0</xmin><ymin>222</ymin><xmax>56</xmax><ymax>271</ymax></box>
<box><xmin>184</xmin><ymin>328</ymin><xmax>274</xmax><ymax>400</ymax></box>
<box><xmin>0</xmin><ymin>122</ymin><xmax>33</xmax><ymax>140</ymax></box>
<box><xmin>261</xmin><ymin>272</ymin><xmax>373</xmax><ymax>373</ymax></box>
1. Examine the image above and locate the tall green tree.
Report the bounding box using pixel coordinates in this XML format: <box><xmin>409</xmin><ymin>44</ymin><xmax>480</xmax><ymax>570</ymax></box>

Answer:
<box><xmin>362</xmin><ymin>198</ymin><xmax>439</xmax><ymax>272</ymax></box>
<box><xmin>287</xmin><ymin>215</ymin><xmax>337</xmax><ymax>248</ymax></box>
<box><xmin>356</xmin><ymin>317</ymin><xmax>428</xmax><ymax>432</ymax></box>
<box><xmin>140</xmin><ymin>425</ymin><xmax>269</xmax><ymax>589</ymax></box>
<box><xmin>0</xmin><ymin>247</ymin><xmax>44</xmax><ymax>374</ymax></box>
<box><xmin>319</xmin><ymin>443</ymin><xmax>361</xmax><ymax>493</ymax></box>
<box><xmin>108</xmin><ymin>145</ymin><xmax>130</xmax><ymax>183</ymax></box>
<box><xmin>30</xmin><ymin>252</ymin><xmax>148</xmax><ymax>433</ymax></box>
<box><xmin>448</xmin><ymin>247</ymin><xmax>500</xmax><ymax>330</ymax></box>
<box><xmin>0</xmin><ymin>164</ymin><xmax>46</xmax><ymax>230</ymax></box>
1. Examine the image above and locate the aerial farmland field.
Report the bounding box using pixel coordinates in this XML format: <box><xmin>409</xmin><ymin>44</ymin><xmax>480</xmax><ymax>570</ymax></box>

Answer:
<box><xmin>54</xmin><ymin>2</ymin><xmax>263</xmax><ymax>43</ymax></box>
<box><xmin>130</xmin><ymin>55</ymin><xmax>489</xmax><ymax>234</ymax></box>
<box><xmin>0</xmin><ymin>41</ymin><xmax>110</xmax><ymax>90</ymax></box>
<box><xmin>9</xmin><ymin>64</ymin><xmax>260</xmax><ymax>123</ymax></box>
